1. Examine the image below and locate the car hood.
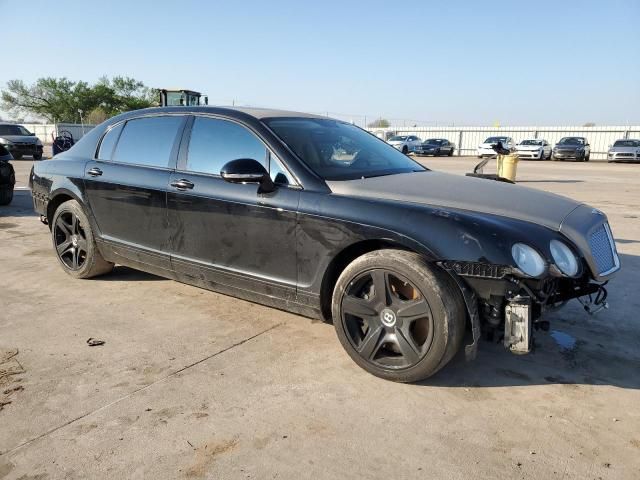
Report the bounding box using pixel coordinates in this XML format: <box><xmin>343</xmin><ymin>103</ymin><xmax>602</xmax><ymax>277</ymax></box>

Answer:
<box><xmin>609</xmin><ymin>146</ymin><xmax>637</xmax><ymax>153</ymax></box>
<box><xmin>327</xmin><ymin>171</ymin><xmax>582</xmax><ymax>230</ymax></box>
<box><xmin>387</xmin><ymin>141</ymin><xmax>404</xmax><ymax>145</ymax></box>
<box><xmin>0</xmin><ymin>135</ymin><xmax>38</xmax><ymax>144</ymax></box>
<box><xmin>516</xmin><ymin>145</ymin><xmax>542</xmax><ymax>151</ymax></box>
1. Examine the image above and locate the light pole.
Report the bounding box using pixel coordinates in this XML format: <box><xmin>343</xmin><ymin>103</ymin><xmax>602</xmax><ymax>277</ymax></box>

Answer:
<box><xmin>78</xmin><ymin>109</ymin><xmax>85</xmax><ymax>136</ymax></box>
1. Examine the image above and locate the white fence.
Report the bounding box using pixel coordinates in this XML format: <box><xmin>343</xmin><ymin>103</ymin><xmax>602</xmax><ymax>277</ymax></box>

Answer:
<box><xmin>367</xmin><ymin>126</ymin><xmax>640</xmax><ymax>160</ymax></box>
<box><xmin>19</xmin><ymin>123</ymin><xmax>96</xmax><ymax>144</ymax></box>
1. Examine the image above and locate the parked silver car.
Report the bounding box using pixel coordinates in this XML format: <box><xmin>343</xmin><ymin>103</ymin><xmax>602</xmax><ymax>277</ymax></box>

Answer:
<box><xmin>607</xmin><ymin>139</ymin><xmax>640</xmax><ymax>163</ymax></box>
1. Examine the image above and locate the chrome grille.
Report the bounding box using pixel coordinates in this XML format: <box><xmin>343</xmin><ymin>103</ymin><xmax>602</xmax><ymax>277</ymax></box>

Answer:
<box><xmin>589</xmin><ymin>223</ymin><xmax>619</xmax><ymax>275</ymax></box>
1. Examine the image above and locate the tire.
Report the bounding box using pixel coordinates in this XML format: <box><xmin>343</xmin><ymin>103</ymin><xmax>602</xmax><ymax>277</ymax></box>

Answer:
<box><xmin>12</xmin><ymin>154</ymin><xmax>22</xmax><ymax>160</ymax></box>
<box><xmin>585</xmin><ymin>153</ymin><xmax>590</xmax><ymax>161</ymax></box>
<box><xmin>331</xmin><ymin>249</ymin><xmax>466</xmax><ymax>383</ymax></box>
<box><xmin>51</xmin><ymin>200</ymin><xmax>114</xmax><ymax>279</ymax></box>
<box><xmin>0</xmin><ymin>187</ymin><xmax>13</xmax><ymax>206</ymax></box>
<box><xmin>33</xmin><ymin>153</ymin><xmax>43</xmax><ymax>160</ymax></box>
<box><xmin>448</xmin><ymin>148</ymin><xmax>454</xmax><ymax>156</ymax></box>
<box><xmin>402</xmin><ymin>146</ymin><xmax>408</xmax><ymax>154</ymax></box>
<box><xmin>434</xmin><ymin>149</ymin><xmax>441</xmax><ymax>157</ymax></box>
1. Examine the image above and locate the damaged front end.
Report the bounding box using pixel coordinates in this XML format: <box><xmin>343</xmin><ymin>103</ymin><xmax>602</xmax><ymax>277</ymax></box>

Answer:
<box><xmin>439</xmin><ymin>211</ymin><xmax>618</xmax><ymax>358</ymax></box>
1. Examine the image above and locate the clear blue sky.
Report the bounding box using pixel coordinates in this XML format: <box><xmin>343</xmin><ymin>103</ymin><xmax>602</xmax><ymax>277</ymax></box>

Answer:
<box><xmin>2</xmin><ymin>0</ymin><xmax>639</xmax><ymax>125</ymax></box>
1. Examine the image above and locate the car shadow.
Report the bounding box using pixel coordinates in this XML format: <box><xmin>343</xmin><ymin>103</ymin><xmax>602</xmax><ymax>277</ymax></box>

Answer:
<box><xmin>99</xmin><ymin>265</ymin><xmax>167</xmax><ymax>282</ymax></box>
<box><xmin>0</xmin><ymin>190</ymin><xmax>38</xmax><ymax>218</ymax></box>
<box><xmin>422</xmin><ymin>252</ymin><xmax>640</xmax><ymax>390</ymax></box>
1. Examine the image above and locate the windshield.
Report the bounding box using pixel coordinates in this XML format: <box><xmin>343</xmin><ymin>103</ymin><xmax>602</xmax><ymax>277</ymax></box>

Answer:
<box><xmin>613</xmin><ymin>140</ymin><xmax>640</xmax><ymax>147</ymax></box>
<box><xmin>484</xmin><ymin>136</ymin><xmax>508</xmax><ymax>143</ymax></box>
<box><xmin>0</xmin><ymin>125</ymin><xmax>31</xmax><ymax>136</ymax></box>
<box><xmin>264</xmin><ymin>118</ymin><xmax>426</xmax><ymax>181</ymax></box>
<box><xmin>519</xmin><ymin>140</ymin><xmax>542</xmax><ymax>146</ymax></box>
<box><xmin>388</xmin><ymin>136</ymin><xmax>408</xmax><ymax>142</ymax></box>
<box><xmin>558</xmin><ymin>137</ymin><xmax>584</xmax><ymax>145</ymax></box>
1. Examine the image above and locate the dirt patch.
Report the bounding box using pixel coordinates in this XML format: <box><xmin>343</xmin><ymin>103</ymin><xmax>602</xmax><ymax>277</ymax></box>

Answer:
<box><xmin>184</xmin><ymin>437</ymin><xmax>239</xmax><ymax>478</ymax></box>
<box><xmin>0</xmin><ymin>349</ymin><xmax>25</xmax><ymax>411</ymax></box>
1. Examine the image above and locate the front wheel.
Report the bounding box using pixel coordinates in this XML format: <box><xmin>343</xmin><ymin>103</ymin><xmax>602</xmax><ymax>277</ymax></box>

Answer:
<box><xmin>51</xmin><ymin>200</ymin><xmax>114</xmax><ymax>279</ymax></box>
<box><xmin>12</xmin><ymin>154</ymin><xmax>22</xmax><ymax>160</ymax></box>
<box><xmin>448</xmin><ymin>148</ymin><xmax>454</xmax><ymax>156</ymax></box>
<box><xmin>332</xmin><ymin>250</ymin><xmax>466</xmax><ymax>383</ymax></box>
<box><xmin>402</xmin><ymin>146</ymin><xmax>408</xmax><ymax>154</ymax></box>
<box><xmin>33</xmin><ymin>153</ymin><xmax>43</xmax><ymax>160</ymax></box>
<box><xmin>585</xmin><ymin>153</ymin><xmax>590</xmax><ymax>161</ymax></box>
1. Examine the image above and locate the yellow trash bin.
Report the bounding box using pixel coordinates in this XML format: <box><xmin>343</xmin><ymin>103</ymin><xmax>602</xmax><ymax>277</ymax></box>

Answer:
<box><xmin>496</xmin><ymin>154</ymin><xmax>519</xmax><ymax>182</ymax></box>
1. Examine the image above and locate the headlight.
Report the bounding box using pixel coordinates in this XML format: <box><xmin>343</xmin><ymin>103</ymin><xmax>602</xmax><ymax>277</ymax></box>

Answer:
<box><xmin>549</xmin><ymin>240</ymin><xmax>579</xmax><ymax>276</ymax></box>
<box><xmin>0</xmin><ymin>138</ymin><xmax>12</xmax><ymax>145</ymax></box>
<box><xmin>511</xmin><ymin>243</ymin><xmax>546</xmax><ymax>277</ymax></box>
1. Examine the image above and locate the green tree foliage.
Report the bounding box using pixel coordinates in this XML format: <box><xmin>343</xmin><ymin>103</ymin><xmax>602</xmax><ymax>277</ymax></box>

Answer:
<box><xmin>367</xmin><ymin>118</ymin><xmax>390</xmax><ymax>128</ymax></box>
<box><xmin>1</xmin><ymin>76</ymin><xmax>157</xmax><ymax>123</ymax></box>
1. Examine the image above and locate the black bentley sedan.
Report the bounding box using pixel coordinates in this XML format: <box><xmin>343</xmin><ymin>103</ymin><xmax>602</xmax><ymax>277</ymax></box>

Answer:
<box><xmin>30</xmin><ymin>107</ymin><xmax>620</xmax><ymax>382</ymax></box>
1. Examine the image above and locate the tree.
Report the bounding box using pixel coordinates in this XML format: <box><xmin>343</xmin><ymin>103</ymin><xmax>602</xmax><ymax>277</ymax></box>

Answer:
<box><xmin>1</xmin><ymin>76</ymin><xmax>157</xmax><ymax>123</ymax></box>
<box><xmin>367</xmin><ymin>118</ymin><xmax>390</xmax><ymax>128</ymax></box>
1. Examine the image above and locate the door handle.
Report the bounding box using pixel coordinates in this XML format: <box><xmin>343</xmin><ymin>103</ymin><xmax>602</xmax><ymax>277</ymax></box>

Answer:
<box><xmin>170</xmin><ymin>179</ymin><xmax>195</xmax><ymax>190</ymax></box>
<box><xmin>87</xmin><ymin>167</ymin><xmax>103</xmax><ymax>177</ymax></box>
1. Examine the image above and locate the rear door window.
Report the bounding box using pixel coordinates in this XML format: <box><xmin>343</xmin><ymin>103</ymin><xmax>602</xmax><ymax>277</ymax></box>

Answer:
<box><xmin>112</xmin><ymin>116</ymin><xmax>184</xmax><ymax>168</ymax></box>
<box><xmin>186</xmin><ymin>117</ymin><xmax>267</xmax><ymax>175</ymax></box>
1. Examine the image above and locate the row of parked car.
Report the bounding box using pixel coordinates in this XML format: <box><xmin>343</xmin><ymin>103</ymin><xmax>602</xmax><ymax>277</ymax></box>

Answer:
<box><xmin>386</xmin><ymin>134</ymin><xmax>640</xmax><ymax>162</ymax></box>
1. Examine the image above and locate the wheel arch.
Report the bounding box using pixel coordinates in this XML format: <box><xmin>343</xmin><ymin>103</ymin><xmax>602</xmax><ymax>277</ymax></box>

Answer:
<box><xmin>46</xmin><ymin>188</ymin><xmax>87</xmax><ymax>228</ymax></box>
<box><xmin>319</xmin><ymin>239</ymin><xmax>420</xmax><ymax>322</ymax></box>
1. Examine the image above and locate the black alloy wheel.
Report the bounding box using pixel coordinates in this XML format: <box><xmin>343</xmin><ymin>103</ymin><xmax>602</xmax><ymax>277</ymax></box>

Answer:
<box><xmin>54</xmin><ymin>210</ymin><xmax>88</xmax><ymax>271</ymax></box>
<box><xmin>340</xmin><ymin>269</ymin><xmax>434</xmax><ymax>369</ymax></box>
<box><xmin>332</xmin><ymin>250</ymin><xmax>465</xmax><ymax>382</ymax></box>
<box><xmin>51</xmin><ymin>200</ymin><xmax>114</xmax><ymax>278</ymax></box>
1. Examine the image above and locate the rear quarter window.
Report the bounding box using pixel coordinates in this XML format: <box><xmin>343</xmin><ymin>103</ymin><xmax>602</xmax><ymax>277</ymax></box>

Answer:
<box><xmin>96</xmin><ymin>123</ymin><xmax>124</xmax><ymax>160</ymax></box>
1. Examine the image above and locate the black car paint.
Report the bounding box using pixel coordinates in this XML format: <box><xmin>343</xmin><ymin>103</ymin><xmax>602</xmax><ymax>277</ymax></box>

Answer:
<box><xmin>31</xmin><ymin>107</ymin><xmax>615</xmax><ymax>330</ymax></box>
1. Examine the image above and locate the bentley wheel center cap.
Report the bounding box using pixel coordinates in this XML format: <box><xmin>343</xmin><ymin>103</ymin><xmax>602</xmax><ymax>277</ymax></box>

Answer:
<box><xmin>380</xmin><ymin>308</ymin><xmax>397</xmax><ymax>327</ymax></box>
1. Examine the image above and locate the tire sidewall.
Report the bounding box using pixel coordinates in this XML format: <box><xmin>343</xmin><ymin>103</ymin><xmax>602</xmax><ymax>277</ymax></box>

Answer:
<box><xmin>51</xmin><ymin>200</ymin><xmax>102</xmax><ymax>278</ymax></box>
<box><xmin>332</xmin><ymin>250</ymin><xmax>456</xmax><ymax>382</ymax></box>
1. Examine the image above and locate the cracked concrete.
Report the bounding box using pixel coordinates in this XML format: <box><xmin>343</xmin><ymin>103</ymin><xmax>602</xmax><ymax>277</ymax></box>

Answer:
<box><xmin>1</xmin><ymin>158</ymin><xmax>639</xmax><ymax>479</ymax></box>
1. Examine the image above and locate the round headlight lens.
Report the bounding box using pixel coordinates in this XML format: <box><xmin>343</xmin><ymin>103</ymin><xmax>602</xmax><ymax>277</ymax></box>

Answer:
<box><xmin>549</xmin><ymin>240</ymin><xmax>579</xmax><ymax>276</ymax></box>
<box><xmin>511</xmin><ymin>243</ymin><xmax>546</xmax><ymax>277</ymax></box>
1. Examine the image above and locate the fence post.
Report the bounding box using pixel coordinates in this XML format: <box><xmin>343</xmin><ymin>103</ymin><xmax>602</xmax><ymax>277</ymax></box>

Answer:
<box><xmin>458</xmin><ymin>130</ymin><xmax>463</xmax><ymax>156</ymax></box>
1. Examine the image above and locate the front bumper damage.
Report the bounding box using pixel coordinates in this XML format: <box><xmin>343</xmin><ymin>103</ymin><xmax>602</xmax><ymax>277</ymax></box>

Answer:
<box><xmin>441</xmin><ymin>259</ymin><xmax>611</xmax><ymax>358</ymax></box>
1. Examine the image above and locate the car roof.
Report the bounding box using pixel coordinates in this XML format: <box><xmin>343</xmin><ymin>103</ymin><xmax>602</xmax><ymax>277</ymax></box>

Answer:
<box><xmin>120</xmin><ymin>105</ymin><xmax>328</xmax><ymax>121</ymax></box>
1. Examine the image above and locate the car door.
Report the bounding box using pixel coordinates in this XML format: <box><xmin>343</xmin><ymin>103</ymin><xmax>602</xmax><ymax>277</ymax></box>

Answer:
<box><xmin>83</xmin><ymin>115</ymin><xmax>187</xmax><ymax>270</ymax></box>
<box><xmin>166</xmin><ymin>115</ymin><xmax>300</xmax><ymax>300</ymax></box>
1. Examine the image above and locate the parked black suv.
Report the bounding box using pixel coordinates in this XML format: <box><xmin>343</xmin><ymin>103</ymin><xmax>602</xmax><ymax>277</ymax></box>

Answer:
<box><xmin>0</xmin><ymin>123</ymin><xmax>44</xmax><ymax>160</ymax></box>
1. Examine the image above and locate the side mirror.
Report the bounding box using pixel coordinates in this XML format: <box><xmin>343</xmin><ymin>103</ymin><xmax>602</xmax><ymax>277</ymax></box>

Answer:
<box><xmin>220</xmin><ymin>158</ymin><xmax>275</xmax><ymax>193</ymax></box>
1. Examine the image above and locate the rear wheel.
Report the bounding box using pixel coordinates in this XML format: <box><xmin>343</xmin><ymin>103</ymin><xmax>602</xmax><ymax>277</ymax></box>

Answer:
<box><xmin>448</xmin><ymin>148</ymin><xmax>454</xmax><ymax>156</ymax></box>
<box><xmin>52</xmin><ymin>200</ymin><xmax>114</xmax><ymax>279</ymax></box>
<box><xmin>402</xmin><ymin>146</ymin><xmax>408</xmax><ymax>154</ymax></box>
<box><xmin>585</xmin><ymin>153</ymin><xmax>590</xmax><ymax>161</ymax></box>
<box><xmin>332</xmin><ymin>250</ymin><xmax>466</xmax><ymax>382</ymax></box>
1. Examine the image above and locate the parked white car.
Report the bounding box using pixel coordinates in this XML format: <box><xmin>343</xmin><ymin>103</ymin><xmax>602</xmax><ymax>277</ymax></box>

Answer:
<box><xmin>477</xmin><ymin>136</ymin><xmax>515</xmax><ymax>157</ymax></box>
<box><xmin>515</xmin><ymin>139</ymin><xmax>552</xmax><ymax>160</ymax></box>
<box><xmin>387</xmin><ymin>135</ymin><xmax>422</xmax><ymax>154</ymax></box>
